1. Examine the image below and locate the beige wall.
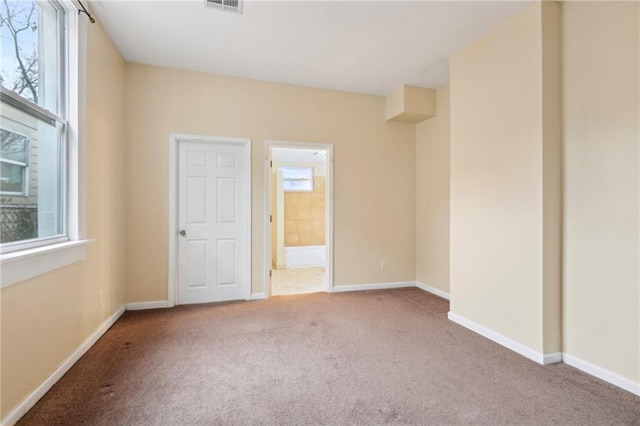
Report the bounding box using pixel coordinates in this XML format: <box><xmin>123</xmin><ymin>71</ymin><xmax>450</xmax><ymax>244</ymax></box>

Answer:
<box><xmin>4</xmin><ymin>3</ymin><xmax>638</xmax><ymax>418</ymax></box>
<box><xmin>1</xmin><ymin>21</ymin><xmax>127</xmax><ymax>418</ymax></box>
<box><xmin>415</xmin><ymin>85</ymin><xmax>450</xmax><ymax>293</ymax></box>
<box><xmin>540</xmin><ymin>0</ymin><xmax>562</xmax><ymax>355</ymax></box>
<box><xmin>125</xmin><ymin>64</ymin><xmax>416</xmax><ymax>301</ymax></box>
<box><xmin>386</xmin><ymin>85</ymin><xmax>436</xmax><ymax>123</ymax></box>
<box><xmin>449</xmin><ymin>2</ymin><xmax>561</xmax><ymax>354</ymax></box>
<box><xmin>562</xmin><ymin>1</ymin><xmax>639</xmax><ymax>383</ymax></box>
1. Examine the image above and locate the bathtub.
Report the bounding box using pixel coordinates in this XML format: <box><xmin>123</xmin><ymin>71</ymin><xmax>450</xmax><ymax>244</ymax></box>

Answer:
<box><xmin>285</xmin><ymin>245</ymin><xmax>326</xmax><ymax>268</ymax></box>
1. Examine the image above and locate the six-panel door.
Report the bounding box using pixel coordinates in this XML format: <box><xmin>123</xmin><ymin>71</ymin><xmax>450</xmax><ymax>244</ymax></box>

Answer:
<box><xmin>178</xmin><ymin>141</ymin><xmax>249</xmax><ymax>304</ymax></box>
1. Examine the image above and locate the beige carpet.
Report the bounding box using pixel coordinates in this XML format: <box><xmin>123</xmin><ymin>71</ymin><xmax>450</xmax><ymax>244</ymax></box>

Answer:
<box><xmin>18</xmin><ymin>289</ymin><xmax>640</xmax><ymax>425</ymax></box>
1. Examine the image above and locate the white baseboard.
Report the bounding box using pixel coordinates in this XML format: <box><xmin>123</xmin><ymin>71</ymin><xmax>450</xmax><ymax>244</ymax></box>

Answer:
<box><xmin>332</xmin><ymin>281</ymin><xmax>415</xmax><ymax>293</ymax></box>
<box><xmin>258</xmin><ymin>281</ymin><xmax>447</xmax><ymax>299</ymax></box>
<box><xmin>543</xmin><ymin>352</ymin><xmax>563</xmax><ymax>365</ymax></box>
<box><xmin>125</xmin><ymin>300</ymin><xmax>169</xmax><ymax>311</ymax></box>
<box><xmin>415</xmin><ymin>281</ymin><xmax>450</xmax><ymax>300</ymax></box>
<box><xmin>562</xmin><ymin>353</ymin><xmax>640</xmax><ymax>396</ymax></box>
<box><xmin>447</xmin><ymin>311</ymin><xmax>560</xmax><ymax>365</ymax></box>
<box><xmin>1</xmin><ymin>305</ymin><xmax>126</xmax><ymax>426</ymax></box>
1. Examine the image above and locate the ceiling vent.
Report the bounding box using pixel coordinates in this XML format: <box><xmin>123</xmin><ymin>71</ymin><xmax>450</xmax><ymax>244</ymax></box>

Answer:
<box><xmin>206</xmin><ymin>0</ymin><xmax>242</xmax><ymax>15</ymax></box>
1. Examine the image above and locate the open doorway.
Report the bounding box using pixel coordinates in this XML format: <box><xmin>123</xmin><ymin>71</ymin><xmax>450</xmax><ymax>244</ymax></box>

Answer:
<box><xmin>265</xmin><ymin>141</ymin><xmax>333</xmax><ymax>297</ymax></box>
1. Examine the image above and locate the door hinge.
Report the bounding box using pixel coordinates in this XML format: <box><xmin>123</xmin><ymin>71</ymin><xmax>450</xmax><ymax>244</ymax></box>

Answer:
<box><xmin>269</xmin><ymin>270</ymin><xmax>272</xmax><ymax>278</ymax></box>
<box><xmin>270</xmin><ymin>160</ymin><xmax>273</xmax><ymax>168</ymax></box>
<box><xmin>270</xmin><ymin>215</ymin><xmax>272</xmax><ymax>223</ymax></box>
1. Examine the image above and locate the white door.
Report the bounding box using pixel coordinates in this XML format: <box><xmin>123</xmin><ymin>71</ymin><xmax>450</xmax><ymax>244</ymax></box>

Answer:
<box><xmin>178</xmin><ymin>140</ymin><xmax>249</xmax><ymax>304</ymax></box>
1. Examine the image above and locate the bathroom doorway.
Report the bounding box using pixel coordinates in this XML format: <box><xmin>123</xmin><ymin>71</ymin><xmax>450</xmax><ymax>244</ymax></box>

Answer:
<box><xmin>264</xmin><ymin>141</ymin><xmax>333</xmax><ymax>296</ymax></box>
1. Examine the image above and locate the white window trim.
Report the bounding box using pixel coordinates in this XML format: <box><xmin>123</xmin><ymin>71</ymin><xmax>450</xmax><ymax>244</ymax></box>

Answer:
<box><xmin>1</xmin><ymin>240</ymin><xmax>91</xmax><ymax>287</ymax></box>
<box><xmin>0</xmin><ymin>0</ymin><xmax>89</xmax><ymax>288</ymax></box>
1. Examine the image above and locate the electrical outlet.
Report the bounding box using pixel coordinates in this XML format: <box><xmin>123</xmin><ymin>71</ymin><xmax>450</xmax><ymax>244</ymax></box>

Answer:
<box><xmin>99</xmin><ymin>291</ymin><xmax>104</xmax><ymax>306</ymax></box>
<box><xmin>380</xmin><ymin>260</ymin><xmax>387</xmax><ymax>271</ymax></box>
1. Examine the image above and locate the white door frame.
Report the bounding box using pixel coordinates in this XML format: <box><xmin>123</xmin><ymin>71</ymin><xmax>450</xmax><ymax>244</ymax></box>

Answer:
<box><xmin>168</xmin><ymin>133</ymin><xmax>252</xmax><ymax>307</ymax></box>
<box><xmin>264</xmin><ymin>140</ymin><xmax>334</xmax><ymax>298</ymax></box>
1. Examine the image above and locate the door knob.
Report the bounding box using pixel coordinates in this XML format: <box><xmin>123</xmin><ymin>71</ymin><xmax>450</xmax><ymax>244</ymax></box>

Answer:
<box><xmin>179</xmin><ymin>229</ymin><xmax>186</xmax><ymax>237</ymax></box>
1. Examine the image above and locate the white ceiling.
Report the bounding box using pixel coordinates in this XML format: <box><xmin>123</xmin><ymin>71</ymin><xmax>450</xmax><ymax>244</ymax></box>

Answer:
<box><xmin>91</xmin><ymin>0</ymin><xmax>533</xmax><ymax>96</ymax></box>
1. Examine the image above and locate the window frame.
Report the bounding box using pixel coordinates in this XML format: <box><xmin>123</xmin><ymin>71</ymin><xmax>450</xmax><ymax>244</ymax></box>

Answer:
<box><xmin>281</xmin><ymin>166</ymin><xmax>314</xmax><ymax>192</ymax></box>
<box><xmin>0</xmin><ymin>128</ymin><xmax>30</xmax><ymax>196</ymax></box>
<box><xmin>0</xmin><ymin>0</ymin><xmax>68</xmax><ymax>253</ymax></box>
<box><xmin>0</xmin><ymin>0</ymin><xmax>89</xmax><ymax>286</ymax></box>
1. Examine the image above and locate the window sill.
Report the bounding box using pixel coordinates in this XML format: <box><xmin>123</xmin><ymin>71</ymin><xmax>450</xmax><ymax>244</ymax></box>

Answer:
<box><xmin>1</xmin><ymin>239</ymin><xmax>93</xmax><ymax>288</ymax></box>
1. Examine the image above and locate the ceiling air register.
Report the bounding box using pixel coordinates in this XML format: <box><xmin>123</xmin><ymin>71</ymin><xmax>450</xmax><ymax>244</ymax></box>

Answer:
<box><xmin>206</xmin><ymin>0</ymin><xmax>242</xmax><ymax>15</ymax></box>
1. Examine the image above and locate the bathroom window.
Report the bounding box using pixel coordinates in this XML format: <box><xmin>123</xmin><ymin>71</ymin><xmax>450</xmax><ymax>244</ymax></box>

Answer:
<box><xmin>281</xmin><ymin>167</ymin><xmax>313</xmax><ymax>192</ymax></box>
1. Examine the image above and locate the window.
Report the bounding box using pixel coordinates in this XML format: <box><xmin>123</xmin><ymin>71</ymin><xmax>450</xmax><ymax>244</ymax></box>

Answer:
<box><xmin>1</xmin><ymin>129</ymin><xmax>29</xmax><ymax>195</ymax></box>
<box><xmin>1</xmin><ymin>0</ymin><xmax>86</xmax><ymax>287</ymax></box>
<box><xmin>281</xmin><ymin>167</ymin><xmax>314</xmax><ymax>192</ymax></box>
<box><xmin>1</xmin><ymin>0</ymin><xmax>67</xmax><ymax>251</ymax></box>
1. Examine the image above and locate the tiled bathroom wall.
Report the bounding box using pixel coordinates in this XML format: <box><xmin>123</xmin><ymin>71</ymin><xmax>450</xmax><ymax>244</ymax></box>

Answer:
<box><xmin>284</xmin><ymin>177</ymin><xmax>325</xmax><ymax>246</ymax></box>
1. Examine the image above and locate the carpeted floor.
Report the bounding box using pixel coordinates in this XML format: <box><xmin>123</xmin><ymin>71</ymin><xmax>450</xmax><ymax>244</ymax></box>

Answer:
<box><xmin>18</xmin><ymin>288</ymin><xmax>640</xmax><ymax>425</ymax></box>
